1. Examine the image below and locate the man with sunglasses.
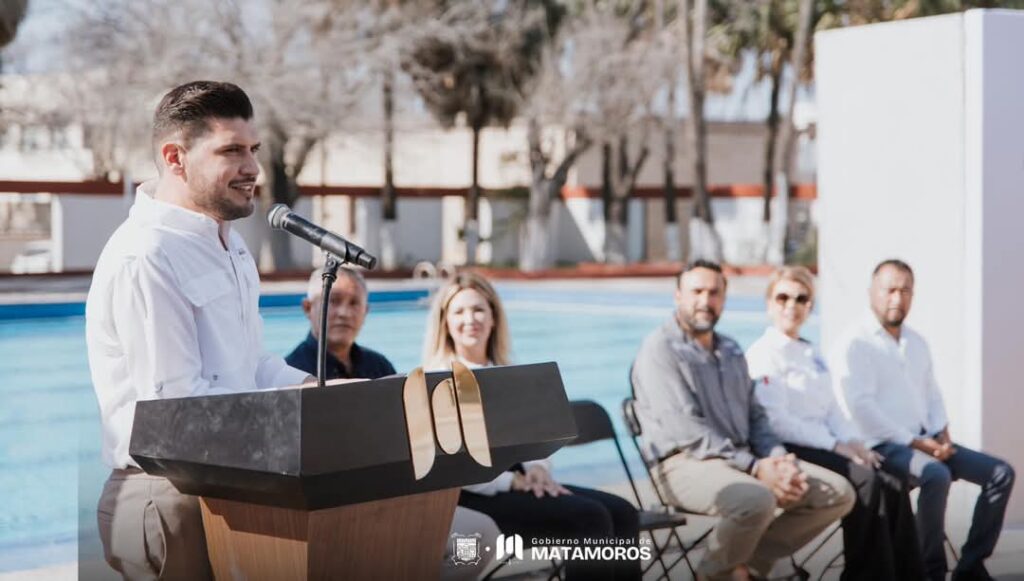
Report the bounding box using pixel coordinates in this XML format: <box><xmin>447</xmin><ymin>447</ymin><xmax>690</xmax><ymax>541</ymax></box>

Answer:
<box><xmin>832</xmin><ymin>259</ymin><xmax>1015</xmax><ymax>581</ymax></box>
<box><xmin>632</xmin><ymin>260</ymin><xmax>854</xmax><ymax>581</ymax></box>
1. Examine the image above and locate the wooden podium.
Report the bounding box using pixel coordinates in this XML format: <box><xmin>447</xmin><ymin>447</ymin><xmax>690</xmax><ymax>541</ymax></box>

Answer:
<box><xmin>129</xmin><ymin>363</ymin><xmax>576</xmax><ymax>580</ymax></box>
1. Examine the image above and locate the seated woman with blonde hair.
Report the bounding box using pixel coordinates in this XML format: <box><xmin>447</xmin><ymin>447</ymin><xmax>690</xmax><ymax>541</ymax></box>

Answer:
<box><xmin>423</xmin><ymin>271</ymin><xmax>640</xmax><ymax>581</ymax></box>
<box><xmin>745</xmin><ymin>266</ymin><xmax>924</xmax><ymax>581</ymax></box>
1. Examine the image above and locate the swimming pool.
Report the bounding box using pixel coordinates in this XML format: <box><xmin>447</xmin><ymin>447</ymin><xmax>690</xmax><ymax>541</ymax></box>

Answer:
<box><xmin>0</xmin><ymin>284</ymin><xmax>817</xmax><ymax>573</ymax></box>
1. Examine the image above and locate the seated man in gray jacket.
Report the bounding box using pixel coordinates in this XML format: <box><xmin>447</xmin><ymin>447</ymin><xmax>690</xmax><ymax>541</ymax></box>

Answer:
<box><xmin>631</xmin><ymin>260</ymin><xmax>854</xmax><ymax>581</ymax></box>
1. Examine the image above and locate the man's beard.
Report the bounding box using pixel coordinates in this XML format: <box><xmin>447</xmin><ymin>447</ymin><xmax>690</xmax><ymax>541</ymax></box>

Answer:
<box><xmin>193</xmin><ymin>177</ymin><xmax>255</xmax><ymax>221</ymax></box>
<box><xmin>882</xmin><ymin>309</ymin><xmax>905</xmax><ymax>328</ymax></box>
<box><xmin>681</xmin><ymin>308</ymin><xmax>719</xmax><ymax>333</ymax></box>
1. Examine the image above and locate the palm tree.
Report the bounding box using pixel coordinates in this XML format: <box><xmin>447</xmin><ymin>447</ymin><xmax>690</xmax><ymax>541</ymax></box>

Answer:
<box><xmin>402</xmin><ymin>2</ymin><xmax>551</xmax><ymax>265</ymax></box>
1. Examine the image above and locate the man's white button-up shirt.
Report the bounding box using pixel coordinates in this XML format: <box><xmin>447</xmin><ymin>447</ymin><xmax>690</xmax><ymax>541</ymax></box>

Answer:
<box><xmin>830</xmin><ymin>312</ymin><xmax>949</xmax><ymax>448</ymax></box>
<box><xmin>86</xmin><ymin>181</ymin><xmax>308</xmax><ymax>468</ymax></box>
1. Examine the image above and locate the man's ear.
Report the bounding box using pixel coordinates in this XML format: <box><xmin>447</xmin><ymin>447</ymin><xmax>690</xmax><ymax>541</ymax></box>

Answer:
<box><xmin>160</xmin><ymin>142</ymin><xmax>187</xmax><ymax>178</ymax></box>
<box><xmin>301</xmin><ymin>298</ymin><xmax>313</xmax><ymax>315</ymax></box>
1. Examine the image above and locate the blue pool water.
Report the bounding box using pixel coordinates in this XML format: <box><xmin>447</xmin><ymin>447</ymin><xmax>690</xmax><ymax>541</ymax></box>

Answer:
<box><xmin>0</xmin><ymin>285</ymin><xmax>817</xmax><ymax>573</ymax></box>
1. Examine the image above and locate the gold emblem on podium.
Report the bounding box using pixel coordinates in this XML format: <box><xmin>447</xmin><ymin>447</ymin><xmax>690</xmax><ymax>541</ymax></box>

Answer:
<box><xmin>402</xmin><ymin>361</ymin><xmax>493</xmax><ymax>480</ymax></box>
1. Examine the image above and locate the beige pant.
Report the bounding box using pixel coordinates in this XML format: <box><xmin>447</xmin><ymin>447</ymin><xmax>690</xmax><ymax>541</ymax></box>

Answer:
<box><xmin>657</xmin><ymin>456</ymin><xmax>855</xmax><ymax>580</ymax></box>
<box><xmin>97</xmin><ymin>469</ymin><xmax>213</xmax><ymax>580</ymax></box>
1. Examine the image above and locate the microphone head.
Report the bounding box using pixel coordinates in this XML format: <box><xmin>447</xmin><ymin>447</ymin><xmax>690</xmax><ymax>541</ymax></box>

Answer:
<box><xmin>267</xmin><ymin>204</ymin><xmax>291</xmax><ymax>229</ymax></box>
<box><xmin>357</xmin><ymin>253</ymin><xmax>378</xmax><ymax>271</ymax></box>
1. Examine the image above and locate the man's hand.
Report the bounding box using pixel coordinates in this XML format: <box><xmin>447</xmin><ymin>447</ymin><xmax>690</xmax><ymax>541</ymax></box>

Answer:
<box><xmin>754</xmin><ymin>455</ymin><xmax>808</xmax><ymax>507</ymax></box>
<box><xmin>512</xmin><ymin>465</ymin><xmax>571</xmax><ymax>498</ymax></box>
<box><xmin>912</xmin><ymin>437</ymin><xmax>955</xmax><ymax>461</ymax></box>
<box><xmin>835</xmin><ymin>440</ymin><xmax>883</xmax><ymax>468</ymax></box>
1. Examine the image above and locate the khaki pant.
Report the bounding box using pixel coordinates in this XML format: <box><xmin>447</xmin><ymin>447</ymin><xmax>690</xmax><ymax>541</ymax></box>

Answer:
<box><xmin>656</xmin><ymin>456</ymin><xmax>855</xmax><ymax>580</ymax></box>
<box><xmin>97</xmin><ymin>469</ymin><xmax>213</xmax><ymax>580</ymax></box>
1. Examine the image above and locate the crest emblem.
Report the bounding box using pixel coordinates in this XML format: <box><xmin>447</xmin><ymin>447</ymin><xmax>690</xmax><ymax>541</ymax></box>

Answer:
<box><xmin>451</xmin><ymin>533</ymin><xmax>482</xmax><ymax>566</ymax></box>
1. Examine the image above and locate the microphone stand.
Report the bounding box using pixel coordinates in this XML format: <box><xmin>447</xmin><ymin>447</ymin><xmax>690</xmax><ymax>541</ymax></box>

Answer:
<box><xmin>317</xmin><ymin>253</ymin><xmax>343</xmax><ymax>389</ymax></box>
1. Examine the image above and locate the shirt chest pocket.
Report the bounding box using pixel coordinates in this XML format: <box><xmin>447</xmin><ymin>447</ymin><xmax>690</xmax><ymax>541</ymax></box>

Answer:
<box><xmin>181</xmin><ymin>270</ymin><xmax>244</xmax><ymax>333</ymax></box>
<box><xmin>182</xmin><ymin>271</ymin><xmax>237</xmax><ymax>308</ymax></box>
<box><xmin>181</xmin><ymin>270</ymin><xmax>247</xmax><ymax>384</ymax></box>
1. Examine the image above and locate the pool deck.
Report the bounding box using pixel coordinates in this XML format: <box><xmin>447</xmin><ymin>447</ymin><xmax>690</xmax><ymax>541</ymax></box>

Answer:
<box><xmin>0</xmin><ymin>274</ymin><xmax>771</xmax><ymax>305</ymax></box>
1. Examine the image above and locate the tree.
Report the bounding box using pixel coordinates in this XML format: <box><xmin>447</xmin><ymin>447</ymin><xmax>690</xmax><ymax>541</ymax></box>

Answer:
<box><xmin>517</xmin><ymin>3</ymin><xmax>605</xmax><ymax>272</ymax></box>
<box><xmin>678</xmin><ymin>0</ymin><xmax>724</xmax><ymax>262</ymax></box>
<box><xmin>654</xmin><ymin>0</ymin><xmax>683</xmax><ymax>262</ymax></box>
<box><xmin>569</xmin><ymin>2</ymin><xmax>660</xmax><ymax>265</ymax></box>
<box><xmin>402</xmin><ymin>1</ymin><xmax>550</xmax><ymax>266</ymax></box>
<box><xmin>362</xmin><ymin>0</ymin><xmax>438</xmax><ymax>270</ymax></box>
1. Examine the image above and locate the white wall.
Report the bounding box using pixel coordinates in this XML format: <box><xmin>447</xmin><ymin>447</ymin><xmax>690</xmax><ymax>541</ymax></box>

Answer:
<box><xmin>51</xmin><ymin>194</ymin><xmax>129</xmax><ymax>271</ymax></box>
<box><xmin>965</xmin><ymin>10</ymin><xmax>1024</xmax><ymax>514</ymax></box>
<box><xmin>816</xmin><ymin>10</ymin><xmax>1024</xmax><ymax>523</ymax></box>
<box><xmin>352</xmin><ymin>197</ymin><xmax>444</xmax><ymax>266</ymax></box>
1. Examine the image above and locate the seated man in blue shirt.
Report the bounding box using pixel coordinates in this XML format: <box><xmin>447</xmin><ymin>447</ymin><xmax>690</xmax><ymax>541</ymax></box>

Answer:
<box><xmin>286</xmin><ymin>267</ymin><xmax>500</xmax><ymax>580</ymax></box>
<box><xmin>286</xmin><ymin>267</ymin><xmax>395</xmax><ymax>379</ymax></box>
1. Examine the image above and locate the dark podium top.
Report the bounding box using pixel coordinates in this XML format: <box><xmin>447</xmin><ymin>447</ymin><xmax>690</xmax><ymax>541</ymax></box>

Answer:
<box><xmin>129</xmin><ymin>362</ymin><xmax>576</xmax><ymax>510</ymax></box>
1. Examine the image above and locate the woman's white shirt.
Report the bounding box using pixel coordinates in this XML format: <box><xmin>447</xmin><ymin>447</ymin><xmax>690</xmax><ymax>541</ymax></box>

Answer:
<box><xmin>427</xmin><ymin>355</ymin><xmax>552</xmax><ymax>496</ymax></box>
<box><xmin>745</xmin><ymin>326</ymin><xmax>858</xmax><ymax>450</ymax></box>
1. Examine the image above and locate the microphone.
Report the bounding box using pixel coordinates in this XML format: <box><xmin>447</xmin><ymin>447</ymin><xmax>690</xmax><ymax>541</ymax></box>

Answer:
<box><xmin>267</xmin><ymin>204</ymin><xmax>377</xmax><ymax>270</ymax></box>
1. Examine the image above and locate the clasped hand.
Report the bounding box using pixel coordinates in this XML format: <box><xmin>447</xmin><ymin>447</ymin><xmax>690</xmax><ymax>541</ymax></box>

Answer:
<box><xmin>754</xmin><ymin>454</ymin><xmax>808</xmax><ymax>507</ymax></box>
<box><xmin>834</xmin><ymin>440</ymin><xmax>883</xmax><ymax>468</ymax></box>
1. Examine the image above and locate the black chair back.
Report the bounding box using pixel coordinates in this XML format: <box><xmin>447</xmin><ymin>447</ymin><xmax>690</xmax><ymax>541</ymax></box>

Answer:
<box><xmin>567</xmin><ymin>400</ymin><xmax>645</xmax><ymax>509</ymax></box>
<box><xmin>569</xmin><ymin>400</ymin><xmax>617</xmax><ymax>446</ymax></box>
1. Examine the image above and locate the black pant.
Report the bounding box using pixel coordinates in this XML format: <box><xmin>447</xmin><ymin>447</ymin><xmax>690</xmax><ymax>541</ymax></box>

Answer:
<box><xmin>786</xmin><ymin>443</ymin><xmax>926</xmax><ymax>581</ymax></box>
<box><xmin>459</xmin><ymin>484</ymin><xmax>641</xmax><ymax>580</ymax></box>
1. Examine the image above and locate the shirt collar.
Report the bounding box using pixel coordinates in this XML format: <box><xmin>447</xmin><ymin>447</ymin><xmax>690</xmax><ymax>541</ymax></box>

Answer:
<box><xmin>302</xmin><ymin>332</ymin><xmax>362</xmax><ymax>372</ymax></box>
<box><xmin>861</xmin><ymin>309</ymin><xmax>905</xmax><ymax>345</ymax></box>
<box><xmin>763</xmin><ymin>325</ymin><xmax>800</xmax><ymax>348</ymax></box>
<box><xmin>665</xmin><ymin>315</ymin><xmax>722</xmax><ymax>355</ymax></box>
<box><xmin>132</xmin><ymin>180</ymin><xmax>229</xmax><ymax>241</ymax></box>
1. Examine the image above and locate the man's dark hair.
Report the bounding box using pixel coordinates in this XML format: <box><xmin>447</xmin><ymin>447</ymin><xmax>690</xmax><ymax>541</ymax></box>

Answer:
<box><xmin>872</xmin><ymin>258</ymin><xmax>914</xmax><ymax>281</ymax></box>
<box><xmin>152</xmin><ymin>81</ymin><xmax>253</xmax><ymax>151</ymax></box>
<box><xmin>677</xmin><ymin>259</ymin><xmax>726</xmax><ymax>288</ymax></box>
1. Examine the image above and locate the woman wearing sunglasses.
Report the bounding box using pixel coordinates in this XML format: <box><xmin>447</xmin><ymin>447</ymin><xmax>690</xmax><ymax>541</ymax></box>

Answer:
<box><xmin>745</xmin><ymin>267</ymin><xmax>924</xmax><ymax>580</ymax></box>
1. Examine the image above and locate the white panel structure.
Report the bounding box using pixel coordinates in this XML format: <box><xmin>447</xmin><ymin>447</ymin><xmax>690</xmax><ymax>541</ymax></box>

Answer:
<box><xmin>816</xmin><ymin>10</ymin><xmax>1024</xmax><ymax>523</ymax></box>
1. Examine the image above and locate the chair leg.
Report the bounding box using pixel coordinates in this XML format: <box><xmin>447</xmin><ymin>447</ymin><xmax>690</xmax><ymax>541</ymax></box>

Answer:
<box><xmin>945</xmin><ymin>533</ymin><xmax>960</xmax><ymax>569</ymax></box>
<box><xmin>652</xmin><ymin>524</ymin><xmax>714</xmax><ymax>580</ymax></box>
<box><xmin>818</xmin><ymin>550</ymin><xmax>844</xmax><ymax>581</ymax></box>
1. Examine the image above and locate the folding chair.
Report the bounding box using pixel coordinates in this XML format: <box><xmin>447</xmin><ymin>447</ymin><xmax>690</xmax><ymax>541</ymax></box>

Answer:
<box><xmin>620</xmin><ymin>397</ymin><xmax>715</xmax><ymax>579</ymax></box>
<box><xmin>483</xmin><ymin>399</ymin><xmax>694</xmax><ymax>581</ymax></box>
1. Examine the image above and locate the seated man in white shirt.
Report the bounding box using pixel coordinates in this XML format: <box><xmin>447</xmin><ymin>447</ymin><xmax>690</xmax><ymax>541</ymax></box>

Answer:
<box><xmin>831</xmin><ymin>259</ymin><xmax>1015</xmax><ymax>581</ymax></box>
<box><xmin>86</xmin><ymin>81</ymin><xmax>313</xmax><ymax>579</ymax></box>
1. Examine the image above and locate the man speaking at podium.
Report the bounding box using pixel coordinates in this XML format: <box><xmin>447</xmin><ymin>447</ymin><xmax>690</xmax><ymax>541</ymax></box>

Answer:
<box><xmin>86</xmin><ymin>81</ymin><xmax>312</xmax><ymax>579</ymax></box>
